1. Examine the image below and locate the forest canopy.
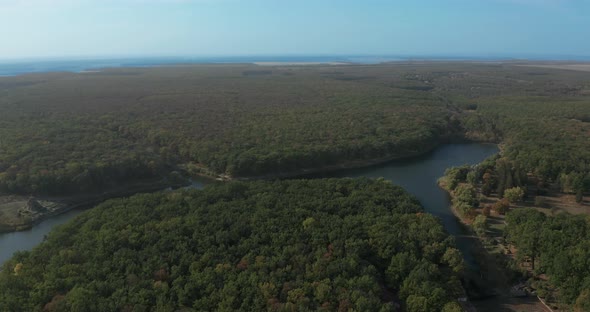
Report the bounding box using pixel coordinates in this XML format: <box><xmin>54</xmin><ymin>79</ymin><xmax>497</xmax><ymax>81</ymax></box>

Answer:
<box><xmin>0</xmin><ymin>63</ymin><xmax>589</xmax><ymax>195</ymax></box>
<box><xmin>505</xmin><ymin>208</ymin><xmax>590</xmax><ymax>306</ymax></box>
<box><xmin>0</xmin><ymin>178</ymin><xmax>465</xmax><ymax>311</ymax></box>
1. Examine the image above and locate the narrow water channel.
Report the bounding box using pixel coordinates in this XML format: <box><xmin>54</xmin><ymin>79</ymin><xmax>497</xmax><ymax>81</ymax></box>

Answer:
<box><xmin>0</xmin><ymin>143</ymin><xmax>498</xmax><ymax>266</ymax></box>
<box><xmin>307</xmin><ymin>143</ymin><xmax>499</xmax><ymax>266</ymax></box>
<box><xmin>0</xmin><ymin>178</ymin><xmax>210</xmax><ymax>264</ymax></box>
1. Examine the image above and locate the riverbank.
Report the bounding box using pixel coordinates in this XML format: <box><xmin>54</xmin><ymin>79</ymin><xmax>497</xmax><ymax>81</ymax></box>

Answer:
<box><xmin>199</xmin><ymin>135</ymin><xmax>495</xmax><ymax>183</ymax></box>
<box><xmin>0</xmin><ymin>126</ymin><xmax>495</xmax><ymax>231</ymax></box>
<box><xmin>0</xmin><ymin>178</ymin><xmax>190</xmax><ymax>234</ymax></box>
<box><xmin>438</xmin><ymin>179</ymin><xmax>551</xmax><ymax>311</ymax></box>
<box><xmin>1</xmin><ymin>142</ymin><xmax>500</xmax><ymax>305</ymax></box>
<box><xmin>0</xmin><ymin>135</ymin><xmax>485</xmax><ymax>235</ymax></box>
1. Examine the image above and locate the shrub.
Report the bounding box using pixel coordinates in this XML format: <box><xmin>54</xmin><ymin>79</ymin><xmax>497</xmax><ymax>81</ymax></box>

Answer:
<box><xmin>455</xmin><ymin>202</ymin><xmax>474</xmax><ymax>219</ymax></box>
<box><xmin>481</xmin><ymin>182</ymin><xmax>493</xmax><ymax>196</ymax></box>
<box><xmin>444</xmin><ymin>166</ymin><xmax>471</xmax><ymax>190</ymax></box>
<box><xmin>493</xmin><ymin>198</ymin><xmax>510</xmax><ymax>215</ymax></box>
<box><xmin>504</xmin><ymin>187</ymin><xmax>525</xmax><ymax>203</ymax></box>
<box><xmin>454</xmin><ymin>184</ymin><xmax>479</xmax><ymax>207</ymax></box>
<box><xmin>473</xmin><ymin>215</ymin><xmax>487</xmax><ymax>237</ymax></box>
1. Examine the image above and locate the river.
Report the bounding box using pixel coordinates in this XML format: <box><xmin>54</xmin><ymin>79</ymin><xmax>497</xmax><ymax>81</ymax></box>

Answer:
<box><xmin>0</xmin><ymin>178</ymin><xmax>210</xmax><ymax>264</ymax></box>
<box><xmin>0</xmin><ymin>143</ymin><xmax>498</xmax><ymax>265</ymax></box>
<box><xmin>306</xmin><ymin>143</ymin><xmax>499</xmax><ymax>266</ymax></box>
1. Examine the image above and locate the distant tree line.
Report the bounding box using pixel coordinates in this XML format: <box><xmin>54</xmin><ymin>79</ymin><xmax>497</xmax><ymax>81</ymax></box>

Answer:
<box><xmin>1</xmin><ymin>64</ymin><xmax>588</xmax><ymax>199</ymax></box>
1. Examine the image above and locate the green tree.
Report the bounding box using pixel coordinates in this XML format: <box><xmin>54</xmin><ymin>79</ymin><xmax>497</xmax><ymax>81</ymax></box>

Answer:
<box><xmin>454</xmin><ymin>184</ymin><xmax>479</xmax><ymax>207</ymax></box>
<box><xmin>466</xmin><ymin>170</ymin><xmax>477</xmax><ymax>186</ymax></box>
<box><xmin>504</xmin><ymin>186</ymin><xmax>525</xmax><ymax>203</ymax></box>
<box><xmin>442</xmin><ymin>248</ymin><xmax>465</xmax><ymax>273</ymax></box>
<box><xmin>472</xmin><ymin>215</ymin><xmax>487</xmax><ymax>237</ymax></box>
<box><xmin>0</xmin><ymin>179</ymin><xmax>464</xmax><ymax>311</ymax></box>
<box><xmin>442</xmin><ymin>301</ymin><xmax>463</xmax><ymax>312</ymax></box>
<box><xmin>574</xmin><ymin>289</ymin><xmax>590</xmax><ymax>312</ymax></box>
<box><xmin>406</xmin><ymin>295</ymin><xmax>429</xmax><ymax>312</ymax></box>
<box><xmin>492</xmin><ymin>198</ymin><xmax>510</xmax><ymax>215</ymax></box>
<box><xmin>65</xmin><ymin>287</ymin><xmax>98</xmax><ymax>312</ymax></box>
<box><xmin>444</xmin><ymin>166</ymin><xmax>471</xmax><ymax>190</ymax></box>
<box><xmin>505</xmin><ymin>209</ymin><xmax>545</xmax><ymax>271</ymax></box>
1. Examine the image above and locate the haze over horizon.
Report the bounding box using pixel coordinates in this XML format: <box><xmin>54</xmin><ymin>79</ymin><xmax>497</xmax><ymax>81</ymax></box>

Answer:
<box><xmin>0</xmin><ymin>0</ymin><xmax>589</xmax><ymax>60</ymax></box>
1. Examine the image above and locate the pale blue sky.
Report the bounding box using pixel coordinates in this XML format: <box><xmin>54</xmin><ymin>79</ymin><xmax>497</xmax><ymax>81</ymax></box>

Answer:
<box><xmin>0</xmin><ymin>0</ymin><xmax>588</xmax><ymax>60</ymax></box>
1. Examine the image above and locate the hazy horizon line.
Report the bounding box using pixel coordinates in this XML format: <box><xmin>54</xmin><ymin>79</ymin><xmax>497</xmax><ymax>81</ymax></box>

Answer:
<box><xmin>2</xmin><ymin>53</ymin><xmax>590</xmax><ymax>63</ymax></box>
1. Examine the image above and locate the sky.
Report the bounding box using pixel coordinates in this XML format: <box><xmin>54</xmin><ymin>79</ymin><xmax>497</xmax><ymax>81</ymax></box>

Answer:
<box><xmin>0</xmin><ymin>0</ymin><xmax>589</xmax><ymax>60</ymax></box>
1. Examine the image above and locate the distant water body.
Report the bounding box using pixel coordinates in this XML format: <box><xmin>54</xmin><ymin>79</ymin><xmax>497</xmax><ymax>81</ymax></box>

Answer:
<box><xmin>0</xmin><ymin>56</ymin><xmax>406</xmax><ymax>76</ymax></box>
<box><xmin>0</xmin><ymin>144</ymin><xmax>496</xmax><ymax>266</ymax></box>
<box><xmin>2</xmin><ymin>55</ymin><xmax>590</xmax><ymax>77</ymax></box>
<box><xmin>3</xmin><ymin>55</ymin><xmax>590</xmax><ymax>77</ymax></box>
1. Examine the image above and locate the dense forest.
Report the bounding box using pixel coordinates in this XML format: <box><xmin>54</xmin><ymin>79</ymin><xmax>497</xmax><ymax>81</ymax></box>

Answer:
<box><xmin>1</xmin><ymin>63</ymin><xmax>589</xmax><ymax>196</ymax></box>
<box><xmin>0</xmin><ymin>179</ymin><xmax>465</xmax><ymax>311</ymax></box>
<box><xmin>442</xmin><ymin>153</ymin><xmax>590</xmax><ymax>308</ymax></box>
<box><xmin>0</xmin><ymin>65</ymin><xmax>452</xmax><ymax>195</ymax></box>
<box><xmin>505</xmin><ymin>208</ymin><xmax>590</xmax><ymax>309</ymax></box>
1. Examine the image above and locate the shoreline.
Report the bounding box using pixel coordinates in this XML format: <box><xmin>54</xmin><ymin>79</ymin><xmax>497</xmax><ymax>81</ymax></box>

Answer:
<box><xmin>0</xmin><ymin>179</ymin><xmax>190</xmax><ymax>234</ymax></box>
<box><xmin>438</xmin><ymin>179</ymin><xmax>473</xmax><ymax>227</ymax></box>
<box><xmin>1</xmin><ymin>137</ymin><xmax>495</xmax><ymax>234</ymax></box>
<box><xmin>214</xmin><ymin>137</ymin><xmax>497</xmax><ymax>182</ymax></box>
<box><xmin>438</xmin><ymin>173</ymin><xmax>552</xmax><ymax>311</ymax></box>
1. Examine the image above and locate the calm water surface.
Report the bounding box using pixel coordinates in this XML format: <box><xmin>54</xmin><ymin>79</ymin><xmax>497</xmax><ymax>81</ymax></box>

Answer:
<box><xmin>0</xmin><ymin>178</ymin><xmax>209</xmax><ymax>264</ymax></box>
<box><xmin>309</xmin><ymin>143</ymin><xmax>499</xmax><ymax>266</ymax></box>
<box><xmin>0</xmin><ymin>209</ymin><xmax>86</xmax><ymax>264</ymax></box>
<box><xmin>0</xmin><ymin>144</ymin><xmax>497</xmax><ymax>265</ymax></box>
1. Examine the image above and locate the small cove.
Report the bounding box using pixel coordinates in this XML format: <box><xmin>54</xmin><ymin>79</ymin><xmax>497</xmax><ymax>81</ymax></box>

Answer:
<box><xmin>0</xmin><ymin>178</ymin><xmax>210</xmax><ymax>264</ymax></box>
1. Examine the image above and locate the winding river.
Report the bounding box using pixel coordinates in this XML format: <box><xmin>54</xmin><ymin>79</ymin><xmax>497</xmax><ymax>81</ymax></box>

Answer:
<box><xmin>0</xmin><ymin>143</ymin><xmax>498</xmax><ymax>265</ymax></box>
<box><xmin>308</xmin><ymin>143</ymin><xmax>499</xmax><ymax>266</ymax></box>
